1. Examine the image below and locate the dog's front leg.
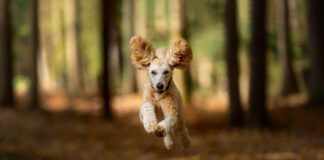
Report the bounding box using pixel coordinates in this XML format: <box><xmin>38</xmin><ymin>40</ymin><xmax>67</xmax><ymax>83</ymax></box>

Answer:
<box><xmin>155</xmin><ymin>114</ymin><xmax>178</xmax><ymax>149</ymax></box>
<box><xmin>157</xmin><ymin>115</ymin><xmax>177</xmax><ymax>135</ymax></box>
<box><xmin>153</xmin><ymin>101</ymin><xmax>179</xmax><ymax>149</ymax></box>
<box><xmin>140</xmin><ymin>102</ymin><xmax>157</xmax><ymax>133</ymax></box>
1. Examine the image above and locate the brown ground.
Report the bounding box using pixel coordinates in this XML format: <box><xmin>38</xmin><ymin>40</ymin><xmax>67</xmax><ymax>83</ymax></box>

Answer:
<box><xmin>0</xmin><ymin>94</ymin><xmax>323</xmax><ymax>160</ymax></box>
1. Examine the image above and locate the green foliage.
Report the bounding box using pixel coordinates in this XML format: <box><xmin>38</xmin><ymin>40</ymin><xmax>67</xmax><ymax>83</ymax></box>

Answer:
<box><xmin>267</xmin><ymin>52</ymin><xmax>282</xmax><ymax>97</ymax></box>
<box><xmin>190</xmin><ymin>24</ymin><xmax>224</xmax><ymax>59</ymax></box>
<box><xmin>79</xmin><ymin>0</ymin><xmax>101</xmax><ymax>83</ymax></box>
<box><xmin>151</xmin><ymin>39</ymin><xmax>169</xmax><ymax>49</ymax></box>
<box><xmin>186</xmin><ymin>0</ymin><xmax>224</xmax><ymax>32</ymax></box>
<box><xmin>291</xmin><ymin>0</ymin><xmax>308</xmax><ymax>60</ymax></box>
<box><xmin>12</xmin><ymin>0</ymin><xmax>30</xmax><ymax>76</ymax></box>
<box><xmin>14</xmin><ymin>75</ymin><xmax>29</xmax><ymax>93</ymax></box>
<box><xmin>238</xmin><ymin>0</ymin><xmax>250</xmax><ymax>48</ymax></box>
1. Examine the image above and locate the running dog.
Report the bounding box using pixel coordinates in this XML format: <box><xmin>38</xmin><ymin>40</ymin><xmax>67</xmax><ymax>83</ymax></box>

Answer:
<box><xmin>129</xmin><ymin>36</ymin><xmax>192</xmax><ymax>150</ymax></box>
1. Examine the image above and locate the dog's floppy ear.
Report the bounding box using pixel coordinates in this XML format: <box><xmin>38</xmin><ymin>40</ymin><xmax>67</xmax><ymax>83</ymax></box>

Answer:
<box><xmin>129</xmin><ymin>36</ymin><xmax>155</xmax><ymax>70</ymax></box>
<box><xmin>168</xmin><ymin>39</ymin><xmax>193</xmax><ymax>69</ymax></box>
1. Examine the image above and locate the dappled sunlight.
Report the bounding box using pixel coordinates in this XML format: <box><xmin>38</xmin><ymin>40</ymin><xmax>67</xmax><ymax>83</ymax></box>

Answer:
<box><xmin>40</xmin><ymin>92</ymin><xmax>230</xmax><ymax>116</ymax></box>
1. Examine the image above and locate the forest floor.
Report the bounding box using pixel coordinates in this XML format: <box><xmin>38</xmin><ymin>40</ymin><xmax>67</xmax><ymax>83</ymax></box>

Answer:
<box><xmin>0</xmin><ymin>94</ymin><xmax>323</xmax><ymax>160</ymax></box>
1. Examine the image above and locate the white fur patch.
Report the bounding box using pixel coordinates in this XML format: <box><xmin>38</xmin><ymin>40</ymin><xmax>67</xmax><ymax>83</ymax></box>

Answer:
<box><xmin>140</xmin><ymin>102</ymin><xmax>157</xmax><ymax>133</ymax></box>
<box><xmin>148</xmin><ymin>61</ymin><xmax>173</xmax><ymax>92</ymax></box>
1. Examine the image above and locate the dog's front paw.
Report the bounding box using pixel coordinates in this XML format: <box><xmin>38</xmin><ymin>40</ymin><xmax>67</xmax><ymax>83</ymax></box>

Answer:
<box><xmin>153</xmin><ymin>125</ymin><xmax>166</xmax><ymax>138</ymax></box>
<box><xmin>144</xmin><ymin>123</ymin><xmax>156</xmax><ymax>134</ymax></box>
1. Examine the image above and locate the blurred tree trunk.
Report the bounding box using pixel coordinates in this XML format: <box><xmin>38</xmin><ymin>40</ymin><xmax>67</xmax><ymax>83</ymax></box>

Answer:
<box><xmin>182</xmin><ymin>2</ymin><xmax>193</xmax><ymax>104</ymax></box>
<box><xmin>75</xmin><ymin>0</ymin><xmax>85</xmax><ymax>91</ymax></box>
<box><xmin>307</xmin><ymin>0</ymin><xmax>324</xmax><ymax>106</ymax></box>
<box><xmin>146</xmin><ymin>0</ymin><xmax>155</xmax><ymax>36</ymax></box>
<box><xmin>154</xmin><ymin>0</ymin><xmax>168</xmax><ymax>34</ymax></box>
<box><xmin>109</xmin><ymin>0</ymin><xmax>123</xmax><ymax>91</ymax></box>
<box><xmin>0</xmin><ymin>0</ymin><xmax>14</xmax><ymax>107</ymax></box>
<box><xmin>134</xmin><ymin>0</ymin><xmax>147</xmax><ymax>93</ymax></box>
<box><xmin>275</xmin><ymin>0</ymin><xmax>299</xmax><ymax>95</ymax></box>
<box><xmin>289</xmin><ymin>0</ymin><xmax>307</xmax><ymax>55</ymax></box>
<box><xmin>50</xmin><ymin>0</ymin><xmax>65</xmax><ymax>89</ymax></box>
<box><xmin>224</xmin><ymin>0</ymin><xmax>244</xmax><ymax>127</ymax></box>
<box><xmin>101</xmin><ymin>0</ymin><xmax>114</xmax><ymax>120</ymax></box>
<box><xmin>116</xmin><ymin>0</ymin><xmax>124</xmax><ymax>78</ymax></box>
<box><xmin>39</xmin><ymin>0</ymin><xmax>55</xmax><ymax>92</ymax></box>
<box><xmin>248</xmin><ymin>0</ymin><xmax>270</xmax><ymax>128</ymax></box>
<box><xmin>169</xmin><ymin>0</ymin><xmax>193</xmax><ymax>103</ymax></box>
<box><xmin>129</xmin><ymin>0</ymin><xmax>138</xmax><ymax>93</ymax></box>
<box><xmin>28</xmin><ymin>0</ymin><xmax>40</xmax><ymax>108</ymax></box>
<box><xmin>64</xmin><ymin>0</ymin><xmax>82</xmax><ymax>94</ymax></box>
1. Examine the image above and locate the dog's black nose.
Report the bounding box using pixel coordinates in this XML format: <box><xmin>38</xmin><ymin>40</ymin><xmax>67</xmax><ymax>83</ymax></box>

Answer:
<box><xmin>156</xmin><ymin>83</ymin><xmax>164</xmax><ymax>90</ymax></box>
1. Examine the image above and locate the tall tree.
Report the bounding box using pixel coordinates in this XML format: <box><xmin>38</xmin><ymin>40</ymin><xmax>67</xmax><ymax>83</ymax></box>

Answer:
<box><xmin>75</xmin><ymin>0</ymin><xmax>85</xmax><ymax>91</ymax></box>
<box><xmin>275</xmin><ymin>0</ymin><xmax>299</xmax><ymax>95</ymax></box>
<box><xmin>49</xmin><ymin>0</ymin><xmax>65</xmax><ymax>89</ymax></box>
<box><xmin>224</xmin><ymin>0</ymin><xmax>244</xmax><ymax>127</ymax></box>
<box><xmin>28</xmin><ymin>0</ymin><xmax>40</xmax><ymax>108</ymax></box>
<box><xmin>133</xmin><ymin>0</ymin><xmax>148</xmax><ymax>93</ymax></box>
<box><xmin>64</xmin><ymin>0</ymin><xmax>82</xmax><ymax>94</ymax></box>
<box><xmin>289</xmin><ymin>0</ymin><xmax>307</xmax><ymax>56</ymax></box>
<box><xmin>39</xmin><ymin>0</ymin><xmax>55</xmax><ymax>91</ymax></box>
<box><xmin>101</xmin><ymin>0</ymin><xmax>114</xmax><ymax>119</ymax></box>
<box><xmin>307</xmin><ymin>0</ymin><xmax>324</xmax><ymax>106</ymax></box>
<box><xmin>0</xmin><ymin>0</ymin><xmax>14</xmax><ymax>107</ymax></box>
<box><xmin>248</xmin><ymin>0</ymin><xmax>270</xmax><ymax>128</ymax></box>
<box><xmin>154</xmin><ymin>0</ymin><xmax>168</xmax><ymax>34</ymax></box>
<box><xmin>169</xmin><ymin>0</ymin><xmax>193</xmax><ymax>103</ymax></box>
<box><xmin>109</xmin><ymin>0</ymin><xmax>123</xmax><ymax>92</ymax></box>
<box><xmin>116</xmin><ymin>0</ymin><xmax>124</xmax><ymax>79</ymax></box>
<box><xmin>129</xmin><ymin>0</ymin><xmax>138</xmax><ymax>93</ymax></box>
<box><xmin>146</xmin><ymin>0</ymin><xmax>155</xmax><ymax>37</ymax></box>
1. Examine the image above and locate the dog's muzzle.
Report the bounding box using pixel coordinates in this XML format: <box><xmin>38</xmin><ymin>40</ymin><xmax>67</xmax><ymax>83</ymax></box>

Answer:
<box><xmin>156</xmin><ymin>83</ymin><xmax>164</xmax><ymax>93</ymax></box>
<box><xmin>152</xmin><ymin>78</ymin><xmax>172</xmax><ymax>94</ymax></box>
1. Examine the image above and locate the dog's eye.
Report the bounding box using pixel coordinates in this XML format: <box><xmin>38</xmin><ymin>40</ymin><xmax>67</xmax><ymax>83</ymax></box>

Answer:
<box><xmin>151</xmin><ymin>71</ymin><xmax>157</xmax><ymax>75</ymax></box>
<box><xmin>163</xmin><ymin>70</ymin><xmax>169</xmax><ymax>75</ymax></box>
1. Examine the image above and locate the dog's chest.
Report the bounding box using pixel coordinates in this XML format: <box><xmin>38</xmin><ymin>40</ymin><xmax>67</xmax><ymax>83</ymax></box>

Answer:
<box><xmin>149</xmin><ymin>92</ymin><xmax>167</xmax><ymax>107</ymax></box>
<box><xmin>153</xmin><ymin>92</ymin><xmax>165</xmax><ymax>100</ymax></box>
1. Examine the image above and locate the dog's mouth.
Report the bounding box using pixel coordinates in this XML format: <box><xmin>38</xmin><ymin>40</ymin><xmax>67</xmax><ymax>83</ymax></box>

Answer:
<box><xmin>150</xmin><ymin>85</ymin><xmax>165</xmax><ymax>94</ymax></box>
<box><xmin>156</xmin><ymin>89</ymin><xmax>165</xmax><ymax>94</ymax></box>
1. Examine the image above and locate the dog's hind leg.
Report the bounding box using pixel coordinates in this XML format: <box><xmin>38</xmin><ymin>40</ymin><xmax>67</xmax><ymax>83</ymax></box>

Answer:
<box><xmin>178</xmin><ymin>126</ymin><xmax>191</xmax><ymax>148</ymax></box>
<box><xmin>163</xmin><ymin>129</ymin><xmax>176</xmax><ymax>150</ymax></box>
<box><xmin>173</xmin><ymin>118</ymin><xmax>191</xmax><ymax>149</ymax></box>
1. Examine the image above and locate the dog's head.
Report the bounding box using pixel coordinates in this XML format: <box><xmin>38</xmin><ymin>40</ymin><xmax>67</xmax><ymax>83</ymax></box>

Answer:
<box><xmin>129</xmin><ymin>36</ymin><xmax>193</xmax><ymax>93</ymax></box>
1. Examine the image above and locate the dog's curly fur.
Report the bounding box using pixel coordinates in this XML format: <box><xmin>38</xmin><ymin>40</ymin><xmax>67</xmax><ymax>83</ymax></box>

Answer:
<box><xmin>129</xmin><ymin>36</ymin><xmax>155</xmax><ymax>69</ymax></box>
<box><xmin>168</xmin><ymin>39</ymin><xmax>193</xmax><ymax>69</ymax></box>
<box><xmin>129</xmin><ymin>36</ymin><xmax>192</xmax><ymax>150</ymax></box>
